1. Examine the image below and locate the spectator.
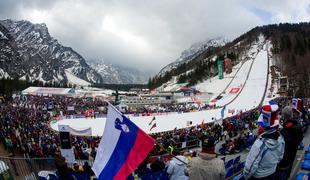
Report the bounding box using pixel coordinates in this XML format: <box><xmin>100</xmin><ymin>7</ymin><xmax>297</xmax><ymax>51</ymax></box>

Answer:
<box><xmin>227</xmin><ymin>140</ymin><xmax>235</xmax><ymax>154</ymax></box>
<box><xmin>54</xmin><ymin>150</ymin><xmax>68</xmax><ymax>180</ymax></box>
<box><xmin>142</xmin><ymin>158</ymin><xmax>169</xmax><ymax>180</ymax></box>
<box><xmin>167</xmin><ymin>150</ymin><xmax>188</xmax><ymax>180</ymax></box>
<box><xmin>71</xmin><ymin>163</ymin><xmax>84</xmax><ymax>179</ymax></box>
<box><xmin>274</xmin><ymin>106</ymin><xmax>303</xmax><ymax>180</ymax></box>
<box><xmin>243</xmin><ymin>102</ymin><xmax>285</xmax><ymax>180</ymax></box>
<box><xmin>185</xmin><ymin>146</ymin><xmax>225</xmax><ymax>180</ymax></box>
<box><xmin>89</xmin><ymin>147</ymin><xmax>97</xmax><ymax>161</ymax></box>
<box><xmin>135</xmin><ymin>156</ymin><xmax>150</xmax><ymax>178</ymax></box>
<box><xmin>83</xmin><ymin>161</ymin><xmax>94</xmax><ymax>178</ymax></box>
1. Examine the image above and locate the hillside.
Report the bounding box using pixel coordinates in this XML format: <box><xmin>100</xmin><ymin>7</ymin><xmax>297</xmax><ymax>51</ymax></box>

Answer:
<box><xmin>149</xmin><ymin>23</ymin><xmax>310</xmax><ymax>97</ymax></box>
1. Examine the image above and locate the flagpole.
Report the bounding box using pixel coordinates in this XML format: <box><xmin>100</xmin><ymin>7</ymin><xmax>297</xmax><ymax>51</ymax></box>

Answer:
<box><xmin>154</xmin><ymin>141</ymin><xmax>188</xmax><ymax>165</ymax></box>
<box><xmin>104</xmin><ymin>101</ymin><xmax>188</xmax><ymax>165</ymax></box>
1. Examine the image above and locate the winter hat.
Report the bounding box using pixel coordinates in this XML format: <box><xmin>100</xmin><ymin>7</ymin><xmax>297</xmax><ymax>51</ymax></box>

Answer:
<box><xmin>292</xmin><ymin>98</ymin><xmax>302</xmax><ymax>113</ymax></box>
<box><xmin>257</xmin><ymin>101</ymin><xmax>279</xmax><ymax>128</ymax></box>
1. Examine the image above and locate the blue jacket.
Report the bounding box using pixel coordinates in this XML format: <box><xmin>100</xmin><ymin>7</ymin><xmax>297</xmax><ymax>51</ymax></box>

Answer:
<box><xmin>243</xmin><ymin>129</ymin><xmax>285</xmax><ymax>179</ymax></box>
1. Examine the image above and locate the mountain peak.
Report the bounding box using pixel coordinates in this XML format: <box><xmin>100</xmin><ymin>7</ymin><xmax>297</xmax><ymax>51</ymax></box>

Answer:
<box><xmin>158</xmin><ymin>37</ymin><xmax>228</xmax><ymax>77</ymax></box>
<box><xmin>0</xmin><ymin>19</ymin><xmax>103</xmax><ymax>85</ymax></box>
<box><xmin>88</xmin><ymin>60</ymin><xmax>149</xmax><ymax>84</ymax></box>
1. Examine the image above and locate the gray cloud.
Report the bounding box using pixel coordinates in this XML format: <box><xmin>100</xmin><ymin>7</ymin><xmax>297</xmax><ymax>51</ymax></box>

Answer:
<box><xmin>0</xmin><ymin>0</ymin><xmax>309</xmax><ymax>73</ymax></box>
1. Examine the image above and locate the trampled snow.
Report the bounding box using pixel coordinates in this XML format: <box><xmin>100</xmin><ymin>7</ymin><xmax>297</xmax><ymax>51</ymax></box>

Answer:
<box><xmin>51</xmin><ymin>38</ymin><xmax>270</xmax><ymax>136</ymax></box>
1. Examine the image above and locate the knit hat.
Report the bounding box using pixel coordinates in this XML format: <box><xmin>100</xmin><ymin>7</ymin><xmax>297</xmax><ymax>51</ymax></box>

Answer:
<box><xmin>257</xmin><ymin>101</ymin><xmax>279</xmax><ymax>128</ymax></box>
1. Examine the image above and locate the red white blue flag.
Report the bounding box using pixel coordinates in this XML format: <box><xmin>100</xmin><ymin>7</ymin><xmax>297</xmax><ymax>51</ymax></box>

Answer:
<box><xmin>92</xmin><ymin>103</ymin><xmax>155</xmax><ymax>179</ymax></box>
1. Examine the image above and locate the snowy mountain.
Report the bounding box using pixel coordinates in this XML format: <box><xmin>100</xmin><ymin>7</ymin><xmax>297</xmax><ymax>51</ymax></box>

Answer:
<box><xmin>158</xmin><ymin>37</ymin><xmax>227</xmax><ymax>77</ymax></box>
<box><xmin>0</xmin><ymin>19</ymin><xmax>148</xmax><ymax>85</ymax></box>
<box><xmin>88</xmin><ymin>60</ymin><xmax>150</xmax><ymax>84</ymax></box>
<box><xmin>0</xmin><ymin>19</ymin><xmax>103</xmax><ymax>85</ymax></box>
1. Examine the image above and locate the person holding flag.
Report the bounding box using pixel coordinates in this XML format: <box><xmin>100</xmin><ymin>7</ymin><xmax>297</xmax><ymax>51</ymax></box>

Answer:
<box><xmin>92</xmin><ymin>103</ymin><xmax>155</xmax><ymax>179</ymax></box>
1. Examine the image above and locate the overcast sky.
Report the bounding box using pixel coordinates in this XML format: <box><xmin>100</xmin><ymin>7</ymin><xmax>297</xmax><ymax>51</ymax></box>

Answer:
<box><xmin>0</xmin><ymin>0</ymin><xmax>309</xmax><ymax>73</ymax></box>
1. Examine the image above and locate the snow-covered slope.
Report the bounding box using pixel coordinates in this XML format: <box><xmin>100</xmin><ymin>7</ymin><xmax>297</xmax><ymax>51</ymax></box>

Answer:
<box><xmin>51</xmin><ymin>36</ymin><xmax>271</xmax><ymax>135</ymax></box>
<box><xmin>158</xmin><ymin>37</ymin><xmax>227</xmax><ymax>77</ymax></box>
<box><xmin>65</xmin><ymin>71</ymin><xmax>91</xmax><ymax>86</ymax></box>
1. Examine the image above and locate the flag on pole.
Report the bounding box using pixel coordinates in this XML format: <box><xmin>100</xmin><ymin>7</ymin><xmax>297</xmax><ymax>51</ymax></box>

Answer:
<box><xmin>92</xmin><ymin>103</ymin><xmax>155</xmax><ymax>180</ymax></box>
<box><xmin>150</xmin><ymin>123</ymin><xmax>157</xmax><ymax>131</ymax></box>
<box><xmin>149</xmin><ymin>116</ymin><xmax>156</xmax><ymax>126</ymax></box>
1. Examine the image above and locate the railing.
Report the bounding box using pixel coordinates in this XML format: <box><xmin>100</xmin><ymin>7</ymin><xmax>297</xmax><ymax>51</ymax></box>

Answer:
<box><xmin>174</xmin><ymin>139</ymin><xmax>200</xmax><ymax>151</ymax></box>
<box><xmin>150</xmin><ymin>139</ymin><xmax>201</xmax><ymax>163</ymax></box>
<box><xmin>0</xmin><ymin>156</ymin><xmax>56</xmax><ymax>180</ymax></box>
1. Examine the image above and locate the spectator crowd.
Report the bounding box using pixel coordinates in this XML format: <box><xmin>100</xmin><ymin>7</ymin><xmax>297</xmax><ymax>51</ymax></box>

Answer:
<box><xmin>0</xmin><ymin>94</ymin><xmax>309</xmax><ymax>180</ymax></box>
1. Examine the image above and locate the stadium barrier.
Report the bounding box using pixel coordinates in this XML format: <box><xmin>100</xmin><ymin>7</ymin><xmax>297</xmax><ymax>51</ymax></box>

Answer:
<box><xmin>54</xmin><ymin>113</ymin><xmax>107</xmax><ymax>120</ymax></box>
<box><xmin>149</xmin><ymin>139</ymin><xmax>201</xmax><ymax>163</ymax></box>
<box><xmin>0</xmin><ymin>156</ymin><xmax>56</xmax><ymax>180</ymax></box>
<box><xmin>174</xmin><ymin>139</ymin><xmax>200</xmax><ymax>150</ymax></box>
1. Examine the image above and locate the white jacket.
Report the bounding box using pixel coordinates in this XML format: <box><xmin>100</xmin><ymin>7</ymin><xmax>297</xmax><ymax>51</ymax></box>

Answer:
<box><xmin>167</xmin><ymin>156</ymin><xmax>188</xmax><ymax>180</ymax></box>
<box><xmin>244</xmin><ymin>129</ymin><xmax>285</xmax><ymax>179</ymax></box>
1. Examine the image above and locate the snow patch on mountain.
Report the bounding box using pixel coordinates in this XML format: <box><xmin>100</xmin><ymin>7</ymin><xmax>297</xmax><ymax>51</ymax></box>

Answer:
<box><xmin>158</xmin><ymin>37</ymin><xmax>228</xmax><ymax>77</ymax></box>
<box><xmin>88</xmin><ymin>60</ymin><xmax>150</xmax><ymax>84</ymax></box>
<box><xmin>65</xmin><ymin>70</ymin><xmax>91</xmax><ymax>86</ymax></box>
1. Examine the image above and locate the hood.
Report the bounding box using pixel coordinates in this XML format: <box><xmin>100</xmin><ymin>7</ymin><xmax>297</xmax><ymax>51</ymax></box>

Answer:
<box><xmin>173</xmin><ymin>155</ymin><xmax>188</xmax><ymax>165</ymax></box>
<box><xmin>261</xmin><ymin>129</ymin><xmax>283</xmax><ymax>150</ymax></box>
<box><xmin>265</xmin><ymin>138</ymin><xmax>281</xmax><ymax>150</ymax></box>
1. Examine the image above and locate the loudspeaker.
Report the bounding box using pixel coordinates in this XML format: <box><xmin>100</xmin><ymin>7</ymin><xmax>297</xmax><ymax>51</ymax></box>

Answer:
<box><xmin>59</xmin><ymin>132</ymin><xmax>71</xmax><ymax>149</ymax></box>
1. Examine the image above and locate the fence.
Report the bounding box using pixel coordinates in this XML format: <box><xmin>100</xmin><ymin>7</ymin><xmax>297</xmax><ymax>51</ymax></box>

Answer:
<box><xmin>0</xmin><ymin>156</ymin><xmax>56</xmax><ymax>180</ymax></box>
<box><xmin>174</xmin><ymin>139</ymin><xmax>200</xmax><ymax>151</ymax></box>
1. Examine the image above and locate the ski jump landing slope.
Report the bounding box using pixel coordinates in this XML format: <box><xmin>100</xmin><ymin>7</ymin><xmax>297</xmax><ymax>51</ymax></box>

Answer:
<box><xmin>51</xmin><ymin>39</ymin><xmax>270</xmax><ymax>136</ymax></box>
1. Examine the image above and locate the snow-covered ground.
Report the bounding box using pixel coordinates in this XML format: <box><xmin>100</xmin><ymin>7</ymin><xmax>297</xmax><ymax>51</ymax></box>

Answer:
<box><xmin>51</xmin><ymin>37</ymin><xmax>270</xmax><ymax>136</ymax></box>
<box><xmin>65</xmin><ymin>71</ymin><xmax>91</xmax><ymax>86</ymax></box>
<box><xmin>224</xmin><ymin>43</ymin><xmax>269</xmax><ymax>113</ymax></box>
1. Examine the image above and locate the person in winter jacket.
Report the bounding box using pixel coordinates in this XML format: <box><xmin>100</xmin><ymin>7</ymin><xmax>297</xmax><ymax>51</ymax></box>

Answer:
<box><xmin>167</xmin><ymin>150</ymin><xmax>188</xmax><ymax>180</ymax></box>
<box><xmin>54</xmin><ymin>150</ymin><xmax>68</xmax><ymax>180</ymax></box>
<box><xmin>185</xmin><ymin>146</ymin><xmax>225</xmax><ymax>180</ymax></box>
<box><xmin>142</xmin><ymin>158</ymin><xmax>169</xmax><ymax>180</ymax></box>
<box><xmin>71</xmin><ymin>163</ymin><xmax>84</xmax><ymax>180</ymax></box>
<box><xmin>274</xmin><ymin>106</ymin><xmax>304</xmax><ymax>180</ymax></box>
<box><xmin>243</xmin><ymin>102</ymin><xmax>285</xmax><ymax>180</ymax></box>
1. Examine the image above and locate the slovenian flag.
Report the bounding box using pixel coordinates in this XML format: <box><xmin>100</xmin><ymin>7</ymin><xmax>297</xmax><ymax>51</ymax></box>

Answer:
<box><xmin>92</xmin><ymin>103</ymin><xmax>155</xmax><ymax>180</ymax></box>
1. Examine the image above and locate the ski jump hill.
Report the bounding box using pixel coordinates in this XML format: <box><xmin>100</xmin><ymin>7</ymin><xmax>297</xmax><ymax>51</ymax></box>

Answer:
<box><xmin>51</xmin><ymin>36</ymin><xmax>276</xmax><ymax>136</ymax></box>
